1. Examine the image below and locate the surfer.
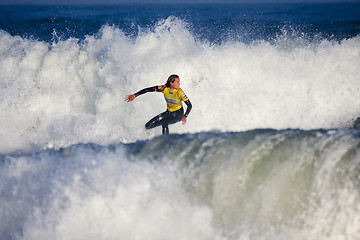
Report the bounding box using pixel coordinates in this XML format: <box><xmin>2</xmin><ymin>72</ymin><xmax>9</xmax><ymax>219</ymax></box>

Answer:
<box><xmin>125</xmin><ymin>74</ymin><xmax>192</xmax><ymax>134</ymax></box>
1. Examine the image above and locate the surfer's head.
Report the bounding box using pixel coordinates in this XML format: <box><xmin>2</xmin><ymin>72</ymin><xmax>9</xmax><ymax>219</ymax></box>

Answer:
<box><xmin>165</xmin><ymin>74</ymin><xmax>179</xmax><ymax>88</ymax></box>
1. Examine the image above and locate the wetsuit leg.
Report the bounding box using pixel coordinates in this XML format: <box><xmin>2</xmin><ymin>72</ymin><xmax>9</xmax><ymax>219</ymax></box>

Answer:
<box><xmin>145</xmin><ymin>108</ymin><xmax>184</xmax><ymax>134</ymax></box>
<box><xmin>162</xmin><ymin>123</ymin><xmax>169</xmax><ymax>134</ymax></box>
<box><xmin>160</xmin><ymin>108</ymin><xmax>184</xmax><ymax>134</ymax></box>
<box><xmin>165</xmin><ymin>108</ymin><xmax>184</xmax><ymax>125</ymax></box>
<box><xmin>145</xmin><ymin>110</ymin><xmax>169</xmax><ymax>130</ymax></box>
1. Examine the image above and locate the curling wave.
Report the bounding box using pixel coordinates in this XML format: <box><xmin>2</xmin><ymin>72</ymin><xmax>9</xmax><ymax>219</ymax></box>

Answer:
<box><xmin>1</xmin><ymin>129</ymin><xmax>360</xmax><ymax>239</ymax></box>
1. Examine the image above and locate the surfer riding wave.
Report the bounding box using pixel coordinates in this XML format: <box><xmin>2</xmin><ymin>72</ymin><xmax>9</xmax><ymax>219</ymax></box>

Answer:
<box><xmin>125</xmin><ymin>74</ymin><xmax>192</xmax><ymax>134</ymax></box>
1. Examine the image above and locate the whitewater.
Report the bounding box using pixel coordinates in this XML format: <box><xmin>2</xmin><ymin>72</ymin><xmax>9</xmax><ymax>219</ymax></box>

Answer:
<box><xmin>1</xmin><ymin>17</ymin><xmax>360</xmax><ymax>152</ymax></box>
<box><xmin>1</xmin><ymin>12</ymin><xmax>360</xmax><ymax>240</ymax></box>
<box><xmin>2</xmin><ymin>130</ymin><xmax>360</xmax><ymax>239</ymax></box>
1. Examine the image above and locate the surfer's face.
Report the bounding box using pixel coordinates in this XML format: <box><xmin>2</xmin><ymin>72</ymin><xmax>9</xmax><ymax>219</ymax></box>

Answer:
<box><xmin>170</xmin><ymin>78</ymin><xmax>180</xmax><ymax>89</ymax></box>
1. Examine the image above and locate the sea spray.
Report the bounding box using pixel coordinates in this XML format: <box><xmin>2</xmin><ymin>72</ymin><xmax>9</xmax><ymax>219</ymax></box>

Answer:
<box><xmin>1</xmin><ymin>19</ymin><xmax>360</xmax><ymax>153</ymax></box>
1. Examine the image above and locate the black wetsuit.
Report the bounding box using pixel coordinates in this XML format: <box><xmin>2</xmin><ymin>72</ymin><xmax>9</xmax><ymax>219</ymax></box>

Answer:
<box><xmin>134</xmin><ymin>86</ymin><xmax>192</xmax><ymax>134</ymax></box>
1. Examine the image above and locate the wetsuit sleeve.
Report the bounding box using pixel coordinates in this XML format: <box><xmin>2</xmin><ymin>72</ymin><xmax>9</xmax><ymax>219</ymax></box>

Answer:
<box><xmin>133</xmin><ymin>86</ymin><xmax>157</xmax><ymax>97</ymax></box>
<box><xmin>178</xmin><ymin>88</ymin><xmax>189</xmax><ymax>102</ymax></box>
<box><xmin>184</xmin><ymin>99</ymin><xmax>192</xmax><ymax>118</ymax></box>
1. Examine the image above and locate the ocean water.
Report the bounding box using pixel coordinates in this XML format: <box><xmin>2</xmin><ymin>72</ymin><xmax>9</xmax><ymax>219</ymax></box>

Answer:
<box><xmin>1</xmin><ymin>3</ymin><xmax>360</xmax><ymax>240</ymax></box>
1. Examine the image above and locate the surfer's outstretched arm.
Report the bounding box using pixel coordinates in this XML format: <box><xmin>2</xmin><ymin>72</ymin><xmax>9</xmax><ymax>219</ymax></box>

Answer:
<box><xmin>125</xmin><ymin>86</ymin><xmax>157</xmax><ymax>102</ymax></box>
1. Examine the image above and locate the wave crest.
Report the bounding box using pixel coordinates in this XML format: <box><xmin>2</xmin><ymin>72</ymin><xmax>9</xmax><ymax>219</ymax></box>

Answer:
<box><xmin>1</xmin><ymin>18</ymin><xmax>360</xmax><ymax>153</ymax></box>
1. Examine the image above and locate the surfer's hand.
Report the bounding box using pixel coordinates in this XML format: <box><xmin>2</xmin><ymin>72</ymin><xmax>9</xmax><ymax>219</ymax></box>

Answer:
<box><xmin>125</xmin><ymin>95</ymin><xmax>135</xmax><ymax>102</ymax></box>
<box><xmin>182</xmin><ymin>116</ymin><xmax>187</xmax><ymax>125</ymax></box>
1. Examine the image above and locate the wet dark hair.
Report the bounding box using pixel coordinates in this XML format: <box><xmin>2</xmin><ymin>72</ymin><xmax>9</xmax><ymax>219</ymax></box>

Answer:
<box><xmin>159</xmin><ymin>74</ymin><xmax>179</xmax><ymax>91</ymax></box>
<box><xmin>165</xmin><ymin>74</ymin><xmax>179</xmax><ymax>87</ymax></box>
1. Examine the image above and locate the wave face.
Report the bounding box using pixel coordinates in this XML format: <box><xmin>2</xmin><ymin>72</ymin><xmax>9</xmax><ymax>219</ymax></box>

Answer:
<box><xmin>1</xmin><ymin>129</ymin><xmax>360</xmax><ymax>240</ymax></box>
<box><xmin>1</xmin><ymin>16</ymin><xmax>360</xmax><ymax>153</ymax></box>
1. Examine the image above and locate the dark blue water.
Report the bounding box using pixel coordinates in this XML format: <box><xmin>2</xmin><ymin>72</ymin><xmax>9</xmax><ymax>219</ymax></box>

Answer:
<box><xmin>1</xmin><ymin>3</ymin><xmax>359</xmax><ymax>43</ymax></box>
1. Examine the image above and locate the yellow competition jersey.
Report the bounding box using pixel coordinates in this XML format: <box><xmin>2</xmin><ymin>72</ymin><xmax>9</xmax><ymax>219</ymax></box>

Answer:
<box><xmin>156</xmin><ymin>86</ymin><xmax>189</xmax><ymax>112</ymax></box>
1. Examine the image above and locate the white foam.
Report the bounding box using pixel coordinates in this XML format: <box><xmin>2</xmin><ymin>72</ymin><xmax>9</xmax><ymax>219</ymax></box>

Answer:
<box><xmin>3</xmin><ymin>146</ymin><xmax>216</xmax><ymax>240</ymax></box>
<box><xmin>2</xmin><ymin>130</ymin><xmax>360</xmax><ymax>239</ymax></box>
<box><xmin>0</xmin><ymin>17</ymin><xmax>360</xmax><ymax>153</ymax></box>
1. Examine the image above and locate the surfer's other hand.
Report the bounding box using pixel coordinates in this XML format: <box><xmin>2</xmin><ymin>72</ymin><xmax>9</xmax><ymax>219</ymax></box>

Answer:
<box><xmin>125</xmin><ymin>95</ymin><xmax>135</xmax><ymax>102</ymax></box>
